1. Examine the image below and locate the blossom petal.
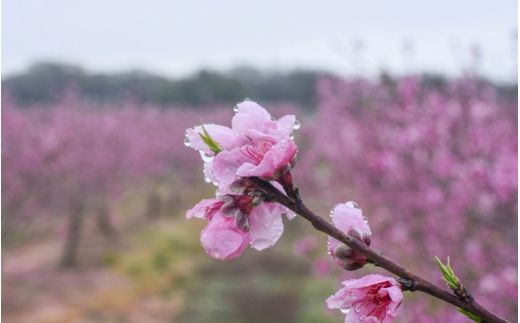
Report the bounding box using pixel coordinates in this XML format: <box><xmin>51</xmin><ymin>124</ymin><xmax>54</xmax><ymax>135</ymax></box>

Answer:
<box><xmin>200</xmin><ymin>211</ymin><xmax>249</xmax><ymax>260</ymax></box>
<box><xmin>212</xmin><ymin>147</ymin><xmax>248</xmax><ymax>190</ymax></box>
<box><xmin>236</xmin><ymin>140</ymin><xmax>297</xmax><ymax>178</ymax></box>
<box><xmin>186</xmin><ymin>198</ymin><xmax>220</xmax><ymax>219</ymax></box>
<box><xmin>186</xmin><ymin>124</ymin><xmax>241</xmax><ymax>155</ymax></box>
<box><xmin>249</xmin><ymin>203</ymin><xmax>284</xmax><ymax>250</ymax></box>
<box><xmin>275</xmin><ymin>114</ymin><xmax>297</xmax><ymax>138</ymax></box>
<box><xmin>232</xmin><ymin>100</ymin><xmax>272</xmax><ymax>135</ymax></box>
<box><xmin>342</xmin><ymin>274</ymin><xmax>395</xmax><ymax>289</ymax></box>
<box><xmin>331</xmin><ymin>203</ymin><xmax>371</xmax><ymax>236</ymax></box>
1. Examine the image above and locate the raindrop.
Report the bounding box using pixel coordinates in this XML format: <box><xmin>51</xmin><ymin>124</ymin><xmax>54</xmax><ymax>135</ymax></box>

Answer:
<box><xmin>204</xmin><ymin>176</ymin><xmax>211</xmax><ymax>183</ymax></box>
<box><xmin>199</xmin><ymin>151</ymin><xmax>214</xmax><ymax>163</ymax></box>
<box><xmin>340</xmin><ymin>309</ymin><xmax>351</xmax><ymax>314</ymax></box>
<box><xmin>293</xmin><ymin>119</ymin><xmax>301</xmax><ymax>130</ymax></box>
<box><xmin>233</xmin><ymin>105</ymin><xmax>239</xmax><ymax>112</ymax></box>
<box><xmin>345</xmin><ymin>201</ymin><xmax>360</xmax><ymax>209</ymax></box>
<box><xmin>184</xmin><ymin>135</ymin><xmax>191</xmax><ymax>147</ymax></box>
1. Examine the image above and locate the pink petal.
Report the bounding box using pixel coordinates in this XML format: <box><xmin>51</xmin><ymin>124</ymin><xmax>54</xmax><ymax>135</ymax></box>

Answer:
<box><xmin>212</xmin><ymin>147</ymin><xmax>248</xmax><ymax>189</ymax></box>
<box><xmin>186</xmin><ymin>198</ymin><xmax>220</xmax><ymax>219</ymax></box>
<box><xmin>232</xmin><ymin>100</ymin><xmax>272</xmax><ymax>135</ymax></box>
<box><xmin>236</xmin><ymin>140</ymin><xmax>297</xmax><ymax>178</ymax></box>
<box><xmin>275</xmin><ymin>115</ymin><xmax>297</xmax><ymax>139</ymax></box>
<box><xmin>342</xmin><ymin>274</ymin><xmax>396</xmax><ymax>289</ymax></box>
<box><xmin>331</xmin><ymin>203</ymin><xmax>371</xmax><ymax>236</ymax></box>
<box><xmin>249</xmin><ymin>203</ymin><xmax>285</xmax><ymax>250</ymax></box>
<box><xmin>200</xmin><ymin>211</ymin><xmax>249</xmax><ymax>260</ymax></box>
<box><xmin>186</xmin><ymin>124</ymin><xmax>241</xmax><ymax>155</ymax></box>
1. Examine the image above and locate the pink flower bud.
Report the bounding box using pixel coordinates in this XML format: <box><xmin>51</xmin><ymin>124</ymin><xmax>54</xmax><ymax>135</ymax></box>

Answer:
<box><xmin>328</xmin><ymin>201</ymin><xmax>372</xmax><ymax>270</ymax></box>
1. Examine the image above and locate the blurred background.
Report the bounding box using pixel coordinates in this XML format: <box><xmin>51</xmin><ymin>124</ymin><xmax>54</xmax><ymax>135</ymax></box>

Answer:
<box><xmin>2</xmin><ymin>1</ymin><xmax>517</xmax><ymax>322</ymax></box>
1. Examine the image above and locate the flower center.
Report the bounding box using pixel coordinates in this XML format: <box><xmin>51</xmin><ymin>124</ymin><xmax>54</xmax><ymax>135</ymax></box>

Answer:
<box><xmin>351</xmin><ymin>282</ymin><xmax>392</xmax><ymax>320</ymax></box>
<box><xmin>240</xmin><ymin>138</ymin><xmax>276</xmax><ymax>164</ymax></box>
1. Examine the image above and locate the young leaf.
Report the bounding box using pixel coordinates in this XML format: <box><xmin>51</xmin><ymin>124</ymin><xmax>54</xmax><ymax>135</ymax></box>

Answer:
<box><xmin>198</xmin><ymin>125</ymin><xmax>222</xmax><ymax>154</ymax></box>
<box><xmin>434</xmin><ymin>256</ymin><xmax>461</xmax><ymax>290</ymax></box>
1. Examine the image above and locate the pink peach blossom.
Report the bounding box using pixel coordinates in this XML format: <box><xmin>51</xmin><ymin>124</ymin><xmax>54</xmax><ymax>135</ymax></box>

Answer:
<box><xmin>186</xmin><ymin>196</ymin><xmax>292</xmax><ymax>260</ymax></box>
<box><xmin>185</xmin><ymin>99</ymin><xmax>298</xmax><ymax>190</ymax></box>
<box><xmin>327</xmin><ymin>274</ymin><xmax>403</xmax><ymax>323</ymax></box>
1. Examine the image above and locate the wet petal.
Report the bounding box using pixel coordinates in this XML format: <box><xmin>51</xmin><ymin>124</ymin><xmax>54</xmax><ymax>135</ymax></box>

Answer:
<box><xmin>249</xmin><ymin>203</ymin><xmax>284</xmax><ymax>250</ymax></box>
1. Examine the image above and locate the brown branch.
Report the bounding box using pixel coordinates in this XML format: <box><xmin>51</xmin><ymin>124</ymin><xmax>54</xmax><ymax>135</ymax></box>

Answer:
<box><xmin>249</xmin><ymin>177</ymin><xmax>509</xmax><ymax>323</ymax></box>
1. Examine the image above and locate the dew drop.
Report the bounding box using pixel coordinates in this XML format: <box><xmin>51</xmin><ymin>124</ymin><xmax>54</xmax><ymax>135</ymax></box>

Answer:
<box><xmin>293</xmin><ymin>119</ymin><xmax>301</xmax><ymax>130</ymax></box>
<box><xmin>204</xmin><ymin>176</ymin><xmax>211</xmax><ymax>183</ymax></box>
<box><xmin>233</xmin><ymin>105</ymin><xmax>239</xmax><ymax>112</ymax></box>
<box><xmin>199</xmin><ymin>151</ymin><xmax>214</xmax><ymax>163</ymax></box>
<box><xmin>345</xmin><ymin>201</ymin><xmax>360</xmax><ymax>209</ymax></box>
<box><xmin>184</xmin><ymin>135</ymin><xmax>191</xmax><ymax>147</ymax></box>
<box><xmin>340</xmin><ymin>308</ymin><xmax>351</xmax><ymax>314</ymax></box>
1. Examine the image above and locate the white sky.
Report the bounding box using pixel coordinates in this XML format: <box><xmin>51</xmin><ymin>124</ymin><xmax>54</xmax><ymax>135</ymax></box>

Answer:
<box><xmin>2</xmin><ymin>0</ymin><xmax>517</xmax><ymax>82</ymax></box>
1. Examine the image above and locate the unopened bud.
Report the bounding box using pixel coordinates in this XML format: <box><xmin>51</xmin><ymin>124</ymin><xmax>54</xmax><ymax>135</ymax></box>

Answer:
<box><xmin>347</xmin><ymin>228</ymin><xmax>362</xmax><ymax>240</ymax></box>
<box><xmin>334</xmin><ymin>243</ymin><xmax>370</xmax><ymax>271</ymax></box>
<box><xmin>342</xmin><ymin>258</ymin><xmax>367</xmax><ymax>271</ymax></box>
<box><xmin>334</xmin><ymin>245</ymin><xmax>355</xmax><ymax>259</ymax></box>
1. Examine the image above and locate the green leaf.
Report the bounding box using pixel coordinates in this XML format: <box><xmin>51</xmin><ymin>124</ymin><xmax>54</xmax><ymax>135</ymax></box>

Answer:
<box><xmin>458</xmin><ymin>308</ymin><xmax>481</xmax><ymax>322</ymax></box>
<box><xmin>433</xmin><ymin>256</ymin><xmax>461</xmax><ymax>290</ymax></box>
<box><xmin>198</xmin><ymin>125</ymin><xmax>222</xmax><ymax>154</ymax></box>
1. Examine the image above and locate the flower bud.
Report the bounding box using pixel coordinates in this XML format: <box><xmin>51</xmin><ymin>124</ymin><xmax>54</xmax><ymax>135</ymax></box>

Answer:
<box><xmin>334</xmin><ymin>244</ymin><xmax>369</xmax><ymax>271</ymax></box>
<box><xmin>328</xmin><ymin>201</ymin><xmax>372</xmax><ymax>270</ymax></box>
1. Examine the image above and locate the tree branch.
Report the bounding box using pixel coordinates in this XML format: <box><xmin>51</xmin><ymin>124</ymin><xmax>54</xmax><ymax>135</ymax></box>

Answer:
<box><xmin>249</xmin><ymin>176</ymin><xmax>509</xmax><ymax>323</ymax></box>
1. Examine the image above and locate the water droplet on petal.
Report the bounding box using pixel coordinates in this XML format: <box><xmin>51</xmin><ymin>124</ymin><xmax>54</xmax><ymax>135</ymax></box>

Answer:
<box><xmin>199</xmin><ymin>151</ymin><xmax>214</xmax><ymax>163</ymax></box>
<box><xmin>204</xmin><ymin>176</ymin><xmax>211</xmax><ymax>183</ymax></box>
<box><xmin>184</xmin><ymin>135</ymin><xmax>191</xmax><ymax>147</ymax></box>
<box><xmin>293</xmin><ymin>119</ymin><xmax>301</xmax><ymax>130</ymax></box>
<box><xmin>340</xmin><ymin>308</ymin><xmax>351</xmax><ymax>314</ymax></box>
<box><xmin>345</xmin><ymin>201</ymin><xmax>360</xmax><ymax>209</ymax></box>
<box><xmin>233</xmin><ymin>105</ymin><xmax>239</xmax><ymax>112</ymax></box>
<box><xmin>244</xmin><ymin>98</ymin><xmax>251</xmax><ymax>102</ymax></box>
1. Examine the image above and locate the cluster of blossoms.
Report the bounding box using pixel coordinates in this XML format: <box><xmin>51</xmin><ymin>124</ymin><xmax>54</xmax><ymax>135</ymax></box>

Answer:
<box><xmin>185</xmin><ymin>100</ymin><xmax>298</xmax><ymax>260</ymax></box>
<box><xmin>185</xmin><ymin>100</ymin><xmax>404</xmax><ymax>322</ymax></box>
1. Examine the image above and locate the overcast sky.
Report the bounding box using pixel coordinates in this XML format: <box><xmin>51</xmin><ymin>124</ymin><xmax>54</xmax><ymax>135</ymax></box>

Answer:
<box><xmin>2</xmin><ymin>0</ymin><xmax>517</xmax><ymax>81</ymax></box>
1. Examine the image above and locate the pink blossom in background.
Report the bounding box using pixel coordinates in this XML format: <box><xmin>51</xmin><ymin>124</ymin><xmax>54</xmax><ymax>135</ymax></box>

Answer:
<box><xmin>293</xmin><ymin>236</ymin><xmax>318</xmax><ymax>256</ymax></box>
<box><xmin>327</xmin><ymin>274</ymin><xmax>403</xmax><ymax>323</ymax></box>
<box><xmin>312</xmin><ymin>257</ymin><xmax>333</xmax><ymax>277</ymax></box>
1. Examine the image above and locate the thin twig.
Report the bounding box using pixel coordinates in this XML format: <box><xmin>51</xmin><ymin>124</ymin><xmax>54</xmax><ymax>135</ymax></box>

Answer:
<box><xmin>249</xmin><ymin>177</ymin><xmax>509</xmax><ymax>323</ymax></box>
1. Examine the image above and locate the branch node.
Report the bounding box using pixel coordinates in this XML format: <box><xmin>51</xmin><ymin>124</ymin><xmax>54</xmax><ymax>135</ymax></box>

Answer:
<box><xmin>398</xmin><ymin>278</ymin><xmax>418</xmax><ymax>292</ymax></box>
<box><xmin>454</xmin><ymin>286</ymin><xmax>473</xmax><ymax>302</ymax></box>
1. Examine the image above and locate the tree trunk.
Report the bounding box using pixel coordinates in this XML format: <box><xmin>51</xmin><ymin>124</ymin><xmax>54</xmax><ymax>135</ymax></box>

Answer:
<box><xmin>60</xmin><ymin>203</ymin><xmax>85</xmax><ymax>267</ymax></box>
<box><xmin>95</xmin><ymin>204</ymin><xmax>118</xmax><ymax>242</ymax></box>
